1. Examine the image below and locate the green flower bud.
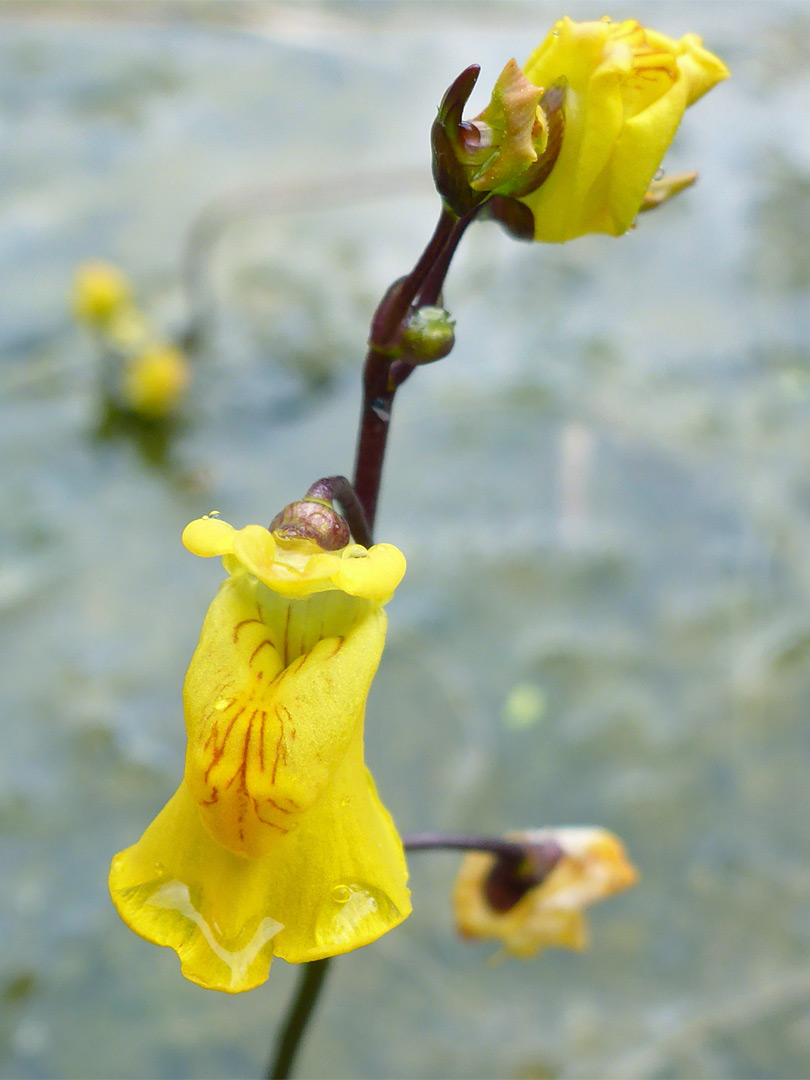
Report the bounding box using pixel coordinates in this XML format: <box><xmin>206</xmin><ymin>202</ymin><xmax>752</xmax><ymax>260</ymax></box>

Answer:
<box><xmin>401</xmin><ymin>306</ymin><xmax>456</xmax><ymax>365</ymax></box>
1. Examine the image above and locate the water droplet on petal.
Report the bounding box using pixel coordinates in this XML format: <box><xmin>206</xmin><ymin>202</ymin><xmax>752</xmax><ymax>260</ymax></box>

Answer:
<box><xmin>316</xmin><ymin>884</ymin><xmax>388</xmax><ymax>949</ymax></box>
<box><xmin>654</xmin><ymin>166</ymin><xmax>665</xmax><ymax>181</ymax></box>
<box><xmin>340</xmin><ymin>795</ymin><xmax>351</xmax><ymax>808</ymax></box>
<box><xmin>207</xmin><ymin>510</ymin><xmax>221</xmax><ymax>518</ymax></box>
<box><xmin>214</xmin><ymin>697</ymin><xmax>230</xmax><ymax>711</ymax></box>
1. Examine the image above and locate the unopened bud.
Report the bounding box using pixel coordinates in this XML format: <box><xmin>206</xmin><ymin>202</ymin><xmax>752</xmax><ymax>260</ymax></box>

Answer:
<box><xmin>269</xmin><ymin>499</ymin><xmax>350</xmax><ymax>550</ymax></box>
<box><xmin>401</xmin><ymin>306</ymin><xmax>455</xmax><ymax>364</ymax></box>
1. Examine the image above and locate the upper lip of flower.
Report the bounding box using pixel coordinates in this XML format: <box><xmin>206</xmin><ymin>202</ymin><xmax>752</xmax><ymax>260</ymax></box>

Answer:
<box><xmin>181</xmin><ymin>515</ymin><xmax>406</xmax><ymax>602</ymax></box>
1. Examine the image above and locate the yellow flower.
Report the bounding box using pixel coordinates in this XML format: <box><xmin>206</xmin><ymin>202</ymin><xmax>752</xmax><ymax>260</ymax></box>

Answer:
<box><xmin>518</xmin><ymin>17</ymin><xmax>729</xmax><ymax>241</ymax></box>
<box><xmin>73</xmin><ymin>261</ymin><xmax>132</xmax><ymax>325</ymax></box>
<box><xmin>453</xmin><ymin>827</ymin><xmax>638</xmax><ymax>957</ymax></box>
<box><xmin>121</xmin><ymin>344</ymin><xmax>191</xmax><ymax>419</ymax></box>
<box><xmin>109</xmin><ymin>515</ymin><xmax>410</xmax><ymax>992</ymax></box>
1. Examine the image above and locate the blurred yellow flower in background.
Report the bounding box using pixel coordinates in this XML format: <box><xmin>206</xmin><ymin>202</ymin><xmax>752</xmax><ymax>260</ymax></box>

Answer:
<box><xmin>73</xmin><ymin>260</ymin><xmax>132</xmax><ymax>325</ymax></box>
<box><xmin>519</xmin><ymin>17</ymin><xmax>729</xmax><ymax>241</ymax></box>
<box><xmin>109</xmin><ymin>514</ymin><xmax>410</xmax><ymax>992</ymax></box>
<box><xmin>454</xmin><ymin>827</ymin><xmax>638</xmax><ymax>958</ymax></box>
<box><xmin>73</xmin><ymin>259</ymin><xmax>190</xmax><ymax>419</ymax></box>
<box><xmin>121</xmin><ymin>344</ymin><xmax>190</xmax><ymax>419</ymax></box>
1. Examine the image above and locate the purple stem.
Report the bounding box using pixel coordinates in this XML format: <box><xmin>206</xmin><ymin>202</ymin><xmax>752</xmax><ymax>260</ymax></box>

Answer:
<box><xmin>404</xmin><ymin>832</ymin><xmax>534</xmax><ymax>862</ymax></box>
<box><xmin>352</xmin><ymin>206</ymin><xmax>479</xmax><ymax>534</ymax></box>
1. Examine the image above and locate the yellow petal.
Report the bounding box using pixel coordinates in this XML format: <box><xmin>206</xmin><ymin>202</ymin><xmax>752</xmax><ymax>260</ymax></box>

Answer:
<box><xmin>523</xmin><ymin>20</ymin><xmax>624</xmax><ymax>241</ymax></box>
<box><xmin>108</xmin><ymin>722</ymin><xmax>410</xmax><ymax>991</ymax></box>
<box><xmin>232</xmin><ymin>524</ymin><xmax>290</xmax><ymax>586</ymax></box>
<box><xmin>109</xmin><ymin>782</ymin><xmax>285</xmax><ymax>993</ymax></box>
<box><xmin>676</xmin><ymin>33</ymin><xmax>731</xmax><ymax>106</ymax></box>
<box><xmin>182</xmin><ymin>575</ymin><xmax>387</xmax><ymax>858</ymax></box>
<box><xmin>182</xmin><ymin>517</ymin><xmax>238</xmax><ymax>558</ymax></box>
<box><xmin>605</xmin><ymin>74</ymin><xmax>690</xmax><ymax>234</ymax></box>
<box><xmin>504</xmin><ymin>908</ymin><xmax>587</xmax><ymax>958</ymax></box>
<box><xmin>519</xmin><ymin>16</ymin><xmax>728</xmax><ymax>242</ymax></box>
<box><xmin>333</xmin><ymin>543</ymin><xmax>407</xmax><ymax>602</ymax></box>
<box><xmin>264</xmin><ymin>723</ymin><xmax>411</xmax><ymax>963</ymax></box>
<box><xmin>184</xmin><ymin>513</ymin><xmax>407</xmax><ymax>603</ymax></box>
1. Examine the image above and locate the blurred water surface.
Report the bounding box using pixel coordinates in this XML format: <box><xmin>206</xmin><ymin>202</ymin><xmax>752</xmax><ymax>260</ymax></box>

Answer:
<box><xmin>2</xmin><ymin>2</ymin><xmax>810</xmax><ymax>1077</ymax></box>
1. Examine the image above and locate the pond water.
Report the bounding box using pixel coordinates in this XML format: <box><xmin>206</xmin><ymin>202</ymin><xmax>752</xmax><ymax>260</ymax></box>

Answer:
<box><xmin>3</xmin><ymin>2</ymin><xmax>810</xmax><ymax>1077</ymax></box>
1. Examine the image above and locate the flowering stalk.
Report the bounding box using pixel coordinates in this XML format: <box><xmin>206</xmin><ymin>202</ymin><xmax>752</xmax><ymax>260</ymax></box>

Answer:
<box><xmin>261</xmin><ymin>195</ymin><xmax>479</xmax><ymax>1080</ymax></box>
<box><xmin>404</xmin><ymin>832</ymin><xmax>560</xmax><ymax>861</ymax></box>
<box><xmin>353</xmin><ymin>208</ymin><xmax>476</xmax><ymax>533</ymax></box>
<box><xmin>274</xmin><ymin>211</ymin><xmax>478</xmax><ymax>1079</ymax></box>
<box><xmin>406</xmin><ymin>833</ymin><xmax>564</xmax><ymax>913</ymax></box>
<box><xmin>267</xmin><ymin>959</ymin><xmax>331</xmax><ymax>1080</ymax></box>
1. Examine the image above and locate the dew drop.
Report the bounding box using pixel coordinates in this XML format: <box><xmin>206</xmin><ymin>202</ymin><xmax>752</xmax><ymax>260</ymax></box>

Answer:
<box><xmin>206</xmin><ymin>510</ymin><xmax>221</xmax><ymax>519</ymax></box>
<box><xmin>315</xmin><ymin>882</ymin><xmax>399</xmax><ymax>950</ymax></box>
<box><xmin>214</xmin><ymin>697</ymin><xmax>230</xmax><ymax>711</ymax></box>
<box><xmin>654</xmin><ymin>166</ymin><xmax>665</xmax><ymax>181</ymax></box>
<box><xmin>340</xmin><ymin>795</ymin><xmax>352</xmax><ymax>808</ymax></box>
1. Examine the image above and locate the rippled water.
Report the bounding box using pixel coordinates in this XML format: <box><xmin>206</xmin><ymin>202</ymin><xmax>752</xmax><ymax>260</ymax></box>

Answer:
<box><xmin>2</xmin><ymin>2</ymin><xmax>810</xmax><ymax>1077</ymax></box>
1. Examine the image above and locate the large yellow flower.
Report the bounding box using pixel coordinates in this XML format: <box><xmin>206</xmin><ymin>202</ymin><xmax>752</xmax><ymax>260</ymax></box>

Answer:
<box><xmin>519</xmin><ymin>17</ymin><xmax>729</xmax><ymax>241</ymax></box>
<box><xmin>109</xmin><ymin>515</ymin><xmax>410</xmax><ymax>993</ymax></box>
